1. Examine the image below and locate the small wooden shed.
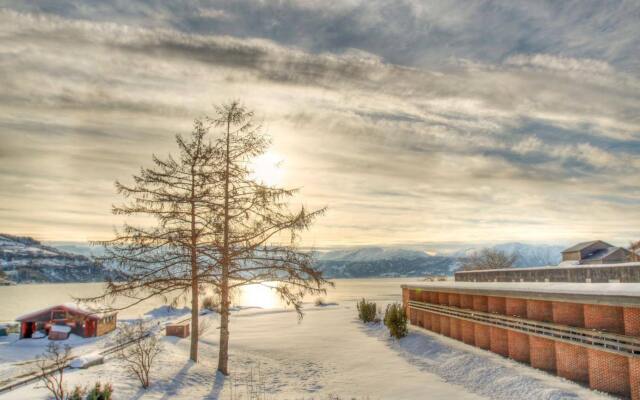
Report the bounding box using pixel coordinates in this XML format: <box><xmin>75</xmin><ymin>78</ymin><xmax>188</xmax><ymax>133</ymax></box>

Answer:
<box><xmin>166</xmin><ymin>322</ymin><xmax>190</xmax><ymax>338</ymax></box>
<box><xmin>16</xmin><ymin>303</ymin><xmax>117</xmax><ymax>339</ymax></box>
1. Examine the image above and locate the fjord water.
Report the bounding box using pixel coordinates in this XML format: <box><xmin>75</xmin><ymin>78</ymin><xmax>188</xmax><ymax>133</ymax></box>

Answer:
<box><xmin>0</xmin><ymin>278</ymin><xmax>424</xmax><ymax>321</ymax></box>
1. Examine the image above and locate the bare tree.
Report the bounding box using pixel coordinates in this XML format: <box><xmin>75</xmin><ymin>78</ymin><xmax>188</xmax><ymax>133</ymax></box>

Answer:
<box><xmin>630</xmin><ymin>240</ymin><xmax>640</xmax><ymax>262</ymax></box>
<box><xmin>37</xmin><ymin>342</ymin><xmax>72</xmax><ymax>400</ymax></box>
<box><xmin>458</xmin><ymin>248</ymin><xmax>518</xmax><ymax>271</ymax></box>
<box><xmin>205</xmin><ymin>101</ymin><xmax>331</xmax><ymax>375</ymax></box>
<box><xmin>82</xmin><ymin>121</ymin><xmax>218</xmax><ymax>362</ymax></box>
<box><xmin>115</xmin><ymin>320</ymin><xmax>163</xmax><ymax>389</ymax></box>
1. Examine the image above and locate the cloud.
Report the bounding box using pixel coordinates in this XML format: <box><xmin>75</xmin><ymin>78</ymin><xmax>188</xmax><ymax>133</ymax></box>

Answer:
<box><xmin>0</xmin><ymin>4</ymin><xmax>639</xmax><ymax>245</ymax></box>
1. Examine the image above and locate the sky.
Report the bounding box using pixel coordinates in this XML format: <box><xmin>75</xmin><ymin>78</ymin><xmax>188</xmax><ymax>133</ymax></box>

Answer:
<box><xmin>0</xmin><ymin>1</ymin><xmax>639</xmax><ymax>249</ymax></box>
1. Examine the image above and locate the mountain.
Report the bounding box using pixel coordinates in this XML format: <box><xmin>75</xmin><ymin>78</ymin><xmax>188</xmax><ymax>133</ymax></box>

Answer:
<box><xmin>451</xmin><ymin>242</ymin><xmax>564</xmax><ymax>268</ymax></box>
<box><xmin>0</xmin><ymin>236</ymin><xmax>566</xmax><ymax>282</ymax></box>
<box><xmin>313</xmin><ymin>247</ymin><xmax>457</xmax><ymax>278</ymax></box>
<box><xmin>0</xmin><ymin>234</ymin><xmax>119</xmax><ymax>283</ymax></box>
<box><xmin>493</xmin><ymin>242</ymin><xmax>563</xmax><ymax>267</ymax></box>
<box><xmin>316</xmin><ymin>247</ymin><xmax>431</xmax><ymax>262</ymax></box>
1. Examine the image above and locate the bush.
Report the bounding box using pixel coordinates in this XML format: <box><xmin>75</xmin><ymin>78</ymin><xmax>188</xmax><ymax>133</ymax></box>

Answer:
<box><xmin>315</xmin><ymin>297</ymin><xmax>326</xmax><ymax>306</ymax></box>
<box><xmin>85</xmin><ymin>382</ymin><xmax>113</xmax><ymax>400</ymax></box>
<box><xmin>69</xmin><ymin>382</ymin><xmax>113</xmax><ymax>400</ymax></box>
<box><xmin>115</xmin><ymin>320</ymin><xmax>162</xmax><ymax>389</ymax></box>
<box><xmin>68</xmin><ymin>386</ymin><xmax>85</xmax><ymax>400</ymax></box>
<box><xmin>356</xmin><ymin>298</ymin><xmax>378</xmax><ymax>323</ymax></box>
<box><xmin>384</xmin><ymin>303</ymin><xmax>408</xmax><ymax>339</ymax></box>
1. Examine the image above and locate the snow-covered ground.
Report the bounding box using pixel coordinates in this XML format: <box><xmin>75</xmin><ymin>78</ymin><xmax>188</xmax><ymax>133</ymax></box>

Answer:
<box><xmin>0</xmin><ymin>301</ymin><xmax>613</xmax><ymax>400</ymax></box>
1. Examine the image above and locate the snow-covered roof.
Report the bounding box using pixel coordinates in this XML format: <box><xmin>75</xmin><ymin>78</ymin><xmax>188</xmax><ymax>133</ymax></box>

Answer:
<box><xmin>402</xmin><ymin>281</ymin><xmax>640</xmax><ymax>306</ymax></box>
<box><xmin>561</xmin><ymin>240</ymin><xmax>611</xmax><ymax>253</ymax></box>
<box><xmin>581</xmin><ymin>246</ymin><xmax>627</xmax><ymax>262</ymax></box>
<box><xmin>15</xmin><ymin>303</ymin><xmax>115</xmax><ymax>321</ymax></box>
<box><xmin>455</xmin><ymin>261</ymin><xmax>640</xmax><ymax>274</ymax></box>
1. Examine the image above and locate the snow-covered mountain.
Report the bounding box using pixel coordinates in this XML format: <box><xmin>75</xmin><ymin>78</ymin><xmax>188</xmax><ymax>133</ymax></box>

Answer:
<box><xmin>316</xmin><ymin>247</ymin><xmax>431</xmax><ymax>262</ymax></box>
<box><xmin>0</xmin><ymin>236</ymin><xmax>566</xmax><ymax>282</ymax></box>
<box><xmin>312</xmin><ymin>243</ymin><xmax>565</xmax><ymax>278</ymax></box>
<box><xmin>313</xmin><ymin>247</ymin><xmax>455</xmax><ymax>278</ymax></box>
<box><xmin>0</xmin><ymin>234</ymin><xmax>118</xmax><ymax>283</ymax></box>
<box><xmin>450</xmin><ymin>242</ymin><xmax>564</xmax><ymax>268</ymax></box>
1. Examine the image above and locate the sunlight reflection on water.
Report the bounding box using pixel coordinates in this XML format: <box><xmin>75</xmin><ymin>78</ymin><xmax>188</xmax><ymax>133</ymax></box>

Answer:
<box><xmin>0</xmin><ymin>278</ymin><xmax>424</xmax><ymax>320</ymax></box>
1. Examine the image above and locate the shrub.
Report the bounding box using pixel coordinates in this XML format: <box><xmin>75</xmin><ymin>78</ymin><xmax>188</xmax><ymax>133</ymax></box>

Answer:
<box><xmin>315</xmin><ymin>297</ymin><xmax>326</xmax><ymax>306</ymax></box>
<box><xmin>85</xmin><ymin>382</ymin><xmax>113</xmax><ymax>400</ymax></box>
<box><xmin>115</xmin><ymin>320</ymin><xmax>162</xmax><ymax>389</ymax></box>
<box><xmin>356</xmin><ymin>298</ymin><xmax>377</xmax><ymax>323</ymax></box>
<box><xmin>68</xmin><ymin>386</ymin><xmax>85</xmax><ymax>400</ymax></box>
<box><xmin>384</xmin><ymin>303</ymin><xmax>408</xmax><ymax>339</ymax></box>
<box><xmin>37</xmin><ymin>342</ymin><xmax>72</xmax><ymax>400</ymax></box>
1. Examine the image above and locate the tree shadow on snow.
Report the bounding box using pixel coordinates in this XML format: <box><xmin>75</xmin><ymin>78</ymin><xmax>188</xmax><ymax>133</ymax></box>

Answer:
<box><xmin>156</xmin><ymin>360</ymin><xmax>197</xmax><ymax>400</ymax></box>
<box><xmin>358</xmin><ymin>324</ymin><xmax>588</xmax><ymax>400</ymax></box>
<box><xmin>208</xmin><ymin>371</ymin><xmax>226</xmax><ymax>399</ymax></box>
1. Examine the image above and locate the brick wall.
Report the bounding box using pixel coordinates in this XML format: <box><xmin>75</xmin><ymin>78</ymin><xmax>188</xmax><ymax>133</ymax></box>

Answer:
<box><xmin>448</xmin><ymin>293</ymin><xmax>460</xmax><ymax>307</ymax></box>
<box><xmin>460</xmin><ymin>294</ymin><xmax>474</xmax><ymax>310</ymax></box>
<box><xmin>584</xmin><ymin>304</ymin><xmax>625</xmax><ymax>334</ymax></box>
<box><xmin>473</xmin><ymin>295</ymin><xmax>488</xmax><ymax>312</ymax></box>
<box><xmin>507</xmin><ymin>331</ymin><xmax>530</xmax><ymax>363</ymax></box>
<box><xmin>588</xmin><ymin>349</ymin><xmax>630</xmax><ymax>398</ymax></box>
<box><xmin>402</xmin><ymin>288</ymin><xmax>409</xmax><ymax>317</ymax></box>
<box><xmin>416</xmin><ymin>309</ymin><xmax>424</xmax><ymax>328</ymax></box>
<box><xmin>506</xmin><ymin>298</ymin><xmax>527</xmax><ymax>317</ymax></box>
<box><xmin>489</xmin><ymin>326</ymin><xmax>509</xmax><ymax>357</ymax></box>
<box><xmin>624</xmin><ymin>307</ymin><xmax>640</xmax><ymax>336</ymax></box>
<box><xmin>405</xmin><ymin>288</ymin><xmax>640</xmax><ymax>399</ymax></box>
<box><xmin>461</xmin><ymin>320</ymin><xmax>475</xmax><ymax>345</ymax></box>
<box><xmin>629</xmin><ymin>358</ymin><xmax>640</xmax><ymax>400</ymax></box>
<box><xmin>527</xmin><ymin>300</ymin><xmax>553</xmax><ymax>322</ymax></box>
<box><xmin>409</xmin><ymin>308</ymin><xmax>417</xmax><ymax>325</ymax></box>
<box><xmin>430</xmin><ymin>291</ymin><xmax>439</xmax><ymax>304</ymax></box>
<box><xmin>474</xmin><ymin>324</ymin><xmax>490</xmax><ymax>350</ymax></box>
<box><xmin>432</xmin><ymin>314</ymin><xmax>441</xmax><ymax>333</ymax></box>
<box><xmin>529</xmin><ymin>336</ymin><xmax>556</xmax><ymax>372</ymax></box>
<box><xmin>423</xmin><ymin>311</ymin><xmax>432</xmax><ymax>330</ymax></box>
<box><xmin>552</xmin><ymin>301</ymin><xmax>584</xmax><ymax>327</ymax></box>
<box><xmin>555</xmin><ymin>342</ymin><xmax>589</xmax><ymax>384</ymax></box>
<box><xmin>450</xmin><ymin>317</ymin><xmax>461</xmax><ymax>341</ymax></box>
<box><xmin>487</xmin><ymin>296</ymin><xmax>506</xmax><ymax>314</ymax></box>
<box><xmin>440</xmin><ymin>316</ymin><xmax>451</xmax><ymax>337</ymax></box>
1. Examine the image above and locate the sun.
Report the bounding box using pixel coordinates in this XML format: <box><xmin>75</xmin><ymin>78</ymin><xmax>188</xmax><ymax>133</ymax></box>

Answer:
<box><xmin>250</xmin><ymin>151</ymin><xmax>284</xmax><ymax>186</ymax></box>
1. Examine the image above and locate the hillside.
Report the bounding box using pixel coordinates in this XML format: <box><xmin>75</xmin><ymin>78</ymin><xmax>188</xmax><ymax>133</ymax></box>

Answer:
<box><xmin>451</xmin><ymin>242</ymin><xmax>564</xmax><ymax>268</ymax></box>
<box><xmin>0</xmin><ymin>238</ymin><xmax>566</xmax><ymax>282</ymax></box>
<box><xmin>0</xmin><ymin>234</ymin><xmax>118</xmax><ymax>283</ymax></box>
<box><xmin>313</xmin><ymin>247</ymin><xmax>457</xmax><ymax>278</ymax></box>
<box><xmin>313</xmin><ymin>243</ymin><xmax>565</xmax><ymax>278</ymax></box>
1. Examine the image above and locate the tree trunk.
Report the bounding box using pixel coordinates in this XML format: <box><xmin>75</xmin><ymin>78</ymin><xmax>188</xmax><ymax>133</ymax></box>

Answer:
<box><xmin>218</xmin><ymin>272</ymin><xmax>230</xmax><ymax>374</ymax></box>
<box><xmin>217</xmin><ymin>112</ymin><xmax>232</xmax><ymax>375</ymax></box>
<box><xmin>189</xmin><ymin>170</ymin><xmax>199</xmax><ymax>362</ymax></box>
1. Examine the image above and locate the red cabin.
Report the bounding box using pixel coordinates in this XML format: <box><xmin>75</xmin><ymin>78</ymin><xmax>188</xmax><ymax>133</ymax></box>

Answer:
<box><xmin>16</xmin><ymin>303</ymin><xmax>117</xmax><ymax>339</ymax></box>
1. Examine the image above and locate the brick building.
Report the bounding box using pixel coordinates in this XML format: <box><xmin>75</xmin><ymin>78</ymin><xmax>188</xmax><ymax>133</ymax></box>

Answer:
<box><xmin>402</xmin><ymin>282</ymin><xmax>640</xmax><ymax>399</ymax></box>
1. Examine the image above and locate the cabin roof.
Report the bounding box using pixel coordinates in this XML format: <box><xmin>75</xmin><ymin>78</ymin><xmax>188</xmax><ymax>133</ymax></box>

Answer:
<box><xmin>15</xmin><ymin>303</ymin><xmax>115</xmax><ymax>322</ymax></box>
<box><xmin>582</xmin><ymin>246</ymin><xmax>627</xmax><ymax>262</ymax></box>
<box><xmin>561</xmin><ymin>240</ymin><xmax>612</xmax><ymax>253</ymax></box>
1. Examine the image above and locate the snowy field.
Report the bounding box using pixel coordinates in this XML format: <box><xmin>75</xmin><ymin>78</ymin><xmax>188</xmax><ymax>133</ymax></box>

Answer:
<box><xmin>0</xmin><ymin>299</ymin><xmax>614</xmax><ymax>400</ymax></box>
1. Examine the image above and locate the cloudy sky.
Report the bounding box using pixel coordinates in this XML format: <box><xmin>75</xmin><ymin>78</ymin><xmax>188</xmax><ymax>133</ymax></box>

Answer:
<box><xmin>1</xmin><ymin>1</ymin><xmax>639</xmax><ymax>249</ymax></box>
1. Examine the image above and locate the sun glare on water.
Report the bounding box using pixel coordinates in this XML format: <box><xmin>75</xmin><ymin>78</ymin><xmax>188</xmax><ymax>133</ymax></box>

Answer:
<box><xmin>250</xmin><ymin>151</ymin><xmax>284</xmax><ymax>186</ymax></box>
<box><xmin>240</xmin><ymin>283</ymin><xmax>281</xmax><ymax>309</ymax></box>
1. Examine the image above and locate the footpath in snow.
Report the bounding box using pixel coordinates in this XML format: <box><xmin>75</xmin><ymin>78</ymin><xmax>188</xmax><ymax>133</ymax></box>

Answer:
<box><xmin>0</xmin><ymin>302</ymin><xmax>613</xmax><ymax>400</ymax></box>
